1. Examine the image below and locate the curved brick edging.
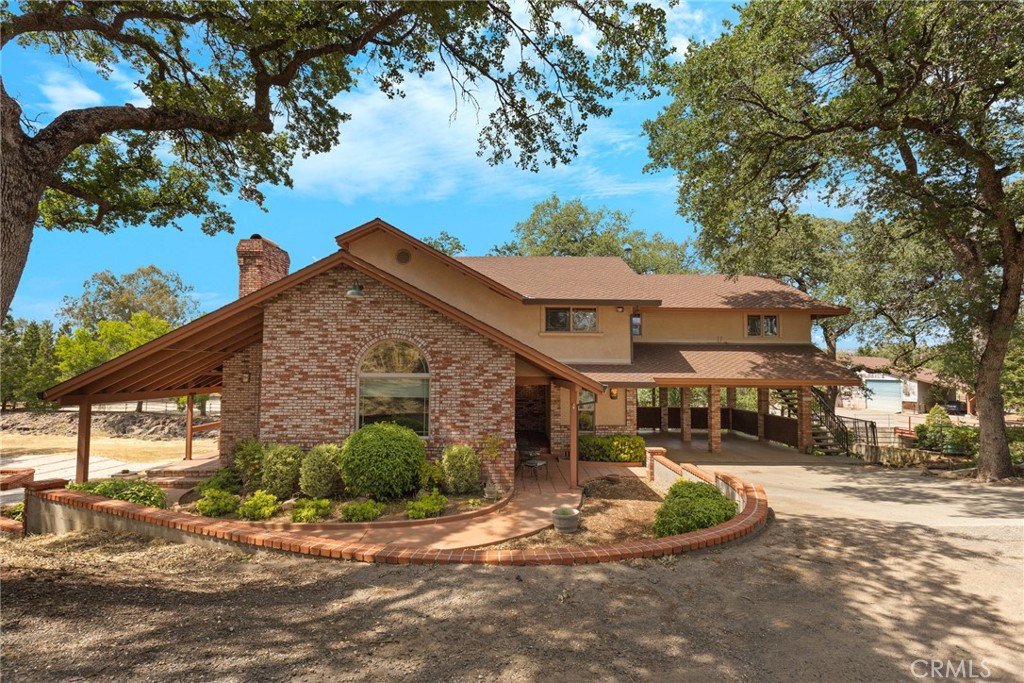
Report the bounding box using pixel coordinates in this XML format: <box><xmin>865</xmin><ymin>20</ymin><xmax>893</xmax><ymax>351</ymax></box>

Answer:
<box><xmin>0</xmin><ymin>467</ymin><xmax>35</xmax><ymax>491</ymax></box>
<box><xmin>24</xmin><ymin>463</ymin><xmax>769</xmax><ymax>565</ymax></box>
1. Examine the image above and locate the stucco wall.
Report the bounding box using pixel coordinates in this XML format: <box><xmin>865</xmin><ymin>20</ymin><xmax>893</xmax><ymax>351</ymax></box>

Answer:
<box><xmin>636</xmin><ymin>309</ymin><xmax>813</xmax><ymax>344</ymax></box>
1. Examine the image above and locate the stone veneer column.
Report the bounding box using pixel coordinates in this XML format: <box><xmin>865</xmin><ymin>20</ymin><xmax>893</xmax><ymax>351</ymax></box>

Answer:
<box><xmin>707</xmin><ymin>386</ymin><xmax>721</xmax><ymax>453</ymax></box>
<box><xmin>757</xmin><ymin>388</ymin><xmax>770</xmax><ymax>442</ymax></box>
<box><xmin>658</xmin><ymin>387</ymin><xmax>669</xmax><ymax>432</ymax></box>
<box><xmin>798</xmin><ymin>386</ymin><xmax>814</xmax><ymax>453</ymax></box>
<box><xmin>680</xmin><ymin>387</ymin><xmax>692</xmax><ymax>444</ymax></box>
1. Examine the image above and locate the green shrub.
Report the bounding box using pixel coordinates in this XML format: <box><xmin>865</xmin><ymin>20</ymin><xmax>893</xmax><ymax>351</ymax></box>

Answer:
<box><xmin>291</xmin><ymin>498</ymin><xmax>332</xmax><ymax>523</ymax></box>
<box><xmin>233</xmin><ymin>438</ymin><xmax>265</xmax><ymax>490</ymax></box>
<box><xmin>441</xmin><ymin>444</ymin><xmax>480</xmax><ymax>494</ymax></box>
<box><xmin>1010</xmin><ymin>442</ymin><xmax>1024</xmax><ymax>465</ymax></box>
<box><xmin>578</xmin><ymin>434</ymin><xmax>646</xmax><ymax>462</ymax></box>
<box><xmin>195</xmin><ymin>489</ymin><xmax>240</xmax><ymax>517</ymax></box>
<box><xmin>237</xmin><ymin>490</ymin><xmax>280</xmax><ymax>520</ymax></box>
<box><xmin>341</xmin><ymin>499</ymin><xmax>385</xmax><ymax>522</ymax></box>
<box><xmin>653</xmin><ymin>481</ymin><xmax>736</xmax><ymax>537</ymax></box>
<box><xmin>339</xmin><ymin>422</ymin><xmax>426</xmax><ymax>500</ymax></box>
<box><xmin>1</xmin><ymin>502</ymin><xmax>24</xmax><ymax>522</ymax></box>
<box><xmin>299</xmin><ymin>444</ymin><xmax>342</xmax><ymax>499</ymax></box>
<box><xmin>67</xmin><ymin>479</ymin><xmax>166</xmax><ymax>508</ymax></box>
<box><xmin>406</xmin><ymin>488</ymin><xmax>448</xmax><ymax>519</ymax></box>
<box><xmin>420</xmin><ymin>461</ymin><xmax>445</xmax><ymax>491</ymax></box>
<box><xmin>947</xmin><ymin>425</ymin><xmax>979</xmax><ymax>456</ymax></box>
<box><xmin>260</xmin><ymin>443</ymin><xmax>304</xmax><ymax>500</ymax></box>
<box><xmin>195</xmin><ymin>468</ymin><xmax>242</xmax><ymax>495</ymax></box>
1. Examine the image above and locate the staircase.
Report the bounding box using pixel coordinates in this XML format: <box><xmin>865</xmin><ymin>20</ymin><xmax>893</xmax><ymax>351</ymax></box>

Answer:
<box><xmin>142</xmin><ymin>456</ymin><xmax>226</xmax><ymax>490</ymax></box>
<box><xmin>774</xmin><ymin>389</ymin><xmax>848</xmax><ymax>456</ymax></box>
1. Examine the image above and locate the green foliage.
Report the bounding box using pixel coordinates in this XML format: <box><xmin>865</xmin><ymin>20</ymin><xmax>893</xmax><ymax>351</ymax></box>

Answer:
<box><xmin>195</xmin><ymin>468</ymin><xmax>242</xmax><ymax>495</ymax></box>
<box><xmin>291</xmin><ymin>498</ymin><xmax>331</xmax><ymax>523</ymax></box>
<box><xmin>299</xmin><ymin>444</ymin><xmax>342</xmax><ymax>499</ymax></box>
<box><xmin>237</xmin><ymin>490</ymin><xmax>281</xmax><ymax>521</ymax></box>
<box><xmin>58</xmin><ymin>266</ymin><xmax>199</xmax><ymax>330</ymax></box>
<box><xmin>260</xmin><ymin>444</ymin><xmax>304</xmax><ymax>501</ymax></box>
<box><xmin>339</xmin><ymin>423</ymin><xmax>426</xmax><ymax>501</ymax></box>
<box><xmin>440</xmin><ymin>445</ymin><xmax>481</xmax><ymax>494</ymax></box>
<box><xmin>406</xmin><ymin>489</ymin><xmax>448</xmax><ymax>520</ymax></box>
<box><xmin>232</xmin><ymin>438</ymin><xmax>265</xmax><ymax>491</ymax></box>
<box><xmin>577</xmin><ymin>434</ymin><xmax>646</xmax><ymax>462</ymax></box>
<box><xmin>478</xmin><ymin>434</ymin><xmax>505</xmax><ymax>460</ymax></box>
<box><xmin>56</xmin><ymin>311</ymin><xmax>172</xmax><ymax>379</ymax></box>
<box><xmin>340</xmin><ymin>500</ymin><xmax>386</xmax><ymax>523</ymax></box>
<box><xmin>422</xmin><ymin>231</ymin><xmax>465</xmax><ymax>256</ymax></box>
<box><xmin>1001</xmin><ymin>325</ymin><xmax>1024</xmax><ymax>413</ymax></box>
<box><xmin>653</xmin><ymin>481</ymin><xmax>737</xmax><ymax>537</ymax></box>
<box><xmin>420</xmin><ymin>461</ymin><xmax>445</xmax><ymax>491</ymax></box>
<box><xmin>0</xmin><ymin>316</ymin><xmax>60</xmax><ymax>410</ymax></box>
<box><xmin>2</xmin><ymin>502</ymin><xmax>25</xmax><ymax>522</ymax></box>
<box><xmin>195</xmin><ymin>489</ymin><xmax>240</xmax><ymax>518</ymax></box>
<box><xmin>493</xmin><ymin>195</ymin><xmax>695</xmax><ymax>274</ymax></box>
<box><xmin>67</xmin><ymin>479</ymin><xmax>166</xmax><ymax>509</ymax></box>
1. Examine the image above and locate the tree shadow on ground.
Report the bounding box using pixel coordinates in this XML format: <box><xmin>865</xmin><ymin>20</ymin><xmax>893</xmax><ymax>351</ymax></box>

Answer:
<box><xmin>2</xmin><ymin>515</ymin><xmax>1021</xmax><ymax>683</ymax></box>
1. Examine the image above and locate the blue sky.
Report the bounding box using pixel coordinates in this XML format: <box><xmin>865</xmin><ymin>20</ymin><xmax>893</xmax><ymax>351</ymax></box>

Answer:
<box><xmin>5</xmin><ymin>1</ymin><xmax>743</xmax><ymax>321</ymax></box>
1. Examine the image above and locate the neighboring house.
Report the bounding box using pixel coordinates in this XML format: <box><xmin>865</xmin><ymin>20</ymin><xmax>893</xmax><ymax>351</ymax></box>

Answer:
<box><xmin>43</xmin><ymin>219</ymin><xmax>860</xmax><ymax>490</ymax></box>
<box><xmin>838</xmin><ymin>355</ymin><xmax>956</xmax><ymax>414</ymax></box>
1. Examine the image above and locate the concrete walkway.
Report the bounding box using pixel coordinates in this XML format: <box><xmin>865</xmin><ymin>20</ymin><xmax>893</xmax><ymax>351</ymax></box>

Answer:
<box><xmin>0</xmin><ymin>453</ymin><xmax>153</xmax><ymax>505</ymax></box>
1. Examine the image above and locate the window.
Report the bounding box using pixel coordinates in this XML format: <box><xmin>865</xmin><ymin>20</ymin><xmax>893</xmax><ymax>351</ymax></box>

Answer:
<box><xmin>631</xmin><ymin>313</ymin><xmax>642</xmax><ymax>336</ymax></box>
<box><xmin>746</xmin><ymin>314</ymin><xmax>779</xmax><ymax>337</ymax></box>
<box><xmin>545</xmin><ymin>307</ymin><xmax>598</xmax><ymax>333</ymax></box>
<box><xmin>578</xmin><ymin>390</ymin><xmax>596</xmax><ymax>432</ymax></box>
<box><xmin>358</xmin><ymin>340</ymin><xmax>429</xmax><ymax>435</ymax></box>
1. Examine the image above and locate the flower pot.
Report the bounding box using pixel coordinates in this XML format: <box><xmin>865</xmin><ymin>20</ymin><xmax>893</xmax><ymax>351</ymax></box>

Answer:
<box><xmin>552</xmin><ymin>507</ymin><xmax>580</xmax><ymax>533</ymax></box>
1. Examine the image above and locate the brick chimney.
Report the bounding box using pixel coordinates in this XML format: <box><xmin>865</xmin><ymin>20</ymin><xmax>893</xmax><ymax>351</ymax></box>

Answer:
<box><xmin>237</xmin><ymin>234</ymin><xmax>290</xmax><ymax>297</ymax></box>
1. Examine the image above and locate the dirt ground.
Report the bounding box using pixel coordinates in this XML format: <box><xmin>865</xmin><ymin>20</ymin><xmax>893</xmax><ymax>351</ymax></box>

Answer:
<box><xmin>0</xmin><ymin>433</ymin><xmax>217</xmax><ymax>462</ymax></box>
<box><xmin>0</xmin><ymin>410</ymin><xmax>219</xmax><ymax>441</ymax></box>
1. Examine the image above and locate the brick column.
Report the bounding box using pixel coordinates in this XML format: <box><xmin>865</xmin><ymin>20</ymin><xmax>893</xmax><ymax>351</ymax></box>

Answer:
<box><xmin>725</xmin><ymin>387</ymin><xmax>736</xmax><ymax>432</ymax></box>
<box><xmin>680</xmin><ymin>387</ymin><xmax>692</xmax><ymax>445</ymax></box>
<box><xmin>707</xmin><ymin>386</ymin><xmax>721</xmax><ymax>453</ymax></box>
<box><xmin>757</xmin><ymin>388</ymin><xmax>769</xmax><ymax>442</ymax></box>
<box><xmin>658</xmin><ymin>387</ymin><xmax>669</xmax><ymax>432</ymax></box>
<box><xmin>798</xmin><ymin>386</ymin><xmax>814</xmax><ymax>453</ymax></box>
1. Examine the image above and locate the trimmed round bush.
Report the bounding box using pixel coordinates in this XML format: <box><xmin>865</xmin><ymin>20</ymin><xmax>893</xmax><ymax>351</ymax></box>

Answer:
<box><xmin>420</xmin><ymin>461</ymin><xmax>444</xmax><ymax>490</ymax></box>
<box><xmin>238</xmin><ymin>490</ymin><xmax>280</xmax><ymax>520</ymax></box>
<box><xmin>291</xmin><ymin>498</ymin><xmax>331</xmax><ymax>523</ymax></box>
<box><xmin>67</xmin><ymin>479</ymin><xmax>166</xmax><ymax>509</ymax></box>
<box><xmin>406</xmin><ymin>488</ymin><xmax>447</xmax><ymax>519</ymax></box>
<box><xmin>341</xmin><ymin>499</ymin><xmax>385</xmax><ymax>522</ymax></box>
<box><xmin>653</xmin><ymin>482</ymin><xmax>737</xmax><ymax>537</ymax></box>
<box><xmin>195</xmin><ymin>489</ymin><xmax>240</xmax><ymax>517</ymax></box>
<box><xmin>260</xmin><ymin>443</ymin><xmax>304</xmax><ymax>500</ymax></box>
<box><xmin>339</xmin><ymin>423</ymin><xmax>426</xmax><ymax>500</ymax></box>
<box><xmin>578</xmin><ymin>434</ymin><xmax>646</xmax><ymax>462</ymax></box>
<box><xmin>299</xmin><ymin>444</ymin><xmax>342</xmax><ymax>499</ymax></box>
<box><xmin>232</xmin><ymin>438</ymin><xmax>265</xmax><ymax>490</ymax></box>
<box><xmin>441</xmin><ymin>444</ymin><xmax>481</xmax><ymax>494</ymax></box>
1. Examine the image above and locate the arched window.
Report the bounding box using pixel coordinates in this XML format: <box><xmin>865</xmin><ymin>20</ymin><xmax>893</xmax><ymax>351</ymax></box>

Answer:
<box><xmin>358</xmin><ymin>340</ymin><xmax>429</xmax><ymax>435</ymax></box>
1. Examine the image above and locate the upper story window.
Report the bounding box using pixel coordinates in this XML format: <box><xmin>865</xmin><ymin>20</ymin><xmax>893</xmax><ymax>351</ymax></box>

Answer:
<box><xmin>746</xmin><ymin>314</ymin><xmax>779</xmax><ymax>337</ymax></box>
<box><xmin>545</xmin><ymin>307</ymin><xmax>598</xmax><ymax>333</ymax></box>
<box><xmin>358</xmin><ymin>339</ymin><xmax>429</xmax><ymax>435</ymax></box>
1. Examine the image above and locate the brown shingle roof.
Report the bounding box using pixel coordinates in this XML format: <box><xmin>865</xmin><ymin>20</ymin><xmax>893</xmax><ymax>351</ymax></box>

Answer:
<box><xmin>456</xmin><ymin>256</ymin><xmax>659</xmax><ymax>303</ymax></box>
<box><xmin>839</xmin><ymin>354</ymin><xmax>946</xmax><ymax>385</ymax></box>
<box><xmin>572</xmin><ymin>343</ymin><xmax>862</xmax><ymax>386</ymax></box>
<box><xmin>637</xmin><ymin>274</ymin><xmax>848</xmax><ymax>313</ymax></box>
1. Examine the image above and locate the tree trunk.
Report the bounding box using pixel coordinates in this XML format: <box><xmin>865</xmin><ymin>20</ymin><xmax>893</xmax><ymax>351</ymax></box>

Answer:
<box><xmin>974</xmin><ymin>351</ymin><xmax>1012</xmax><ymax>480</ymax></box>
<box><xmin>0</xmin><ymin>136</ymin><xmax>43</xmax><ymax>321</ymax></box>
<box><xmin>822</xmin><ymin>329</ymin><xmax>841</xmax><ymax>408</ymax></box>
<box><xmin>135</xmin><ymin>400</ymin><xmax>144</xmax><ymax>413</ymax></box>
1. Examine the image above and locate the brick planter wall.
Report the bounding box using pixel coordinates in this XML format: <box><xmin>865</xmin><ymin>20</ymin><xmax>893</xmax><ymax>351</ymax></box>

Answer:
<box><xmin>250</xmin><ymin>265</ymin><xmax>517</xmax><ymax>490</ymax></box>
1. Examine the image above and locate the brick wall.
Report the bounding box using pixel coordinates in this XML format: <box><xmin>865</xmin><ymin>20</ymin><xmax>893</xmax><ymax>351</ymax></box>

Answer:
<box><xmin>237</xmin><ymin>236</ymin><xmax>290</xmax><ymax>297</ymax></box>
<box><xmin>255</xmin><ymin>265</ymin><xmax>517</xmax><ymax>490</ymax></box>
<box><xmin>220</xmin><ymin>344</ymin><xmax>263</xmax><ymax>457</ymax></box>
<box><xmin>549</xmin><ymin>387</ymin><xmax>638</xmax><ymax>455</ymax></box>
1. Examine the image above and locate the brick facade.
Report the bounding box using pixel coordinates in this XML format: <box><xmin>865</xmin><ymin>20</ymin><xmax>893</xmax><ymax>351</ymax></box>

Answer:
<box><xmin>244</xmin><ymin>265</ymin><xmax>517</xmax><ymax>490</ymax></box>
<box><xmin>237</xmin><ymin>236</ymin><xmax>290</xmax><ymax>297</ymax></box>
<box><xmin>220</xmin><ymin>344</ymin><xmax>263</xmax><ymax>457</ymax></box>
<box><xmin>549</xmin><ymin>386</ymin><xmax>638</xmax><ymax>455</ymax></box>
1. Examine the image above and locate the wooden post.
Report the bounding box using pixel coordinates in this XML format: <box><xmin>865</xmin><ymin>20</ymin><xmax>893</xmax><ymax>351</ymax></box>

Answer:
<box><xmin>185</xmin><ymin>392</ymin><xmax>195</xmax><ymax>460</ymax></box>
<box><xmin>569</xmin><ymin>385</ymin><xmax>579</xmax><ymax>489</ymax></box>
<box><xmin>680</xmin><ymin>387</ymin><xmax>691</xmax><ymax>445</ymax></box>
<box><xmin>708</xmin><ymin>386</ymin><xmax>721</xmax><ymax>453</ymax></box>
<box><xmin>76</xmin><ymin>403</ymin><xmax>92</xmax><ymax>483</ymax></box>
<box><xmin>757</xmin><ymin>387</ymin><xmax>770</xmax><ymax>442</ymax></box>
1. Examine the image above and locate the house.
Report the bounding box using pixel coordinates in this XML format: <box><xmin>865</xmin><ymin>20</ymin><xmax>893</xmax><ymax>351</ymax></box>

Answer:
<box><xmin>838</xmin><ymin>355</ymin><xmax>957</xmax><ymax>413</ymax></box>
<box><xmin>42</xmin><ymin>219</ymin><xmax>861</xmax><ymax>490</ymax></box>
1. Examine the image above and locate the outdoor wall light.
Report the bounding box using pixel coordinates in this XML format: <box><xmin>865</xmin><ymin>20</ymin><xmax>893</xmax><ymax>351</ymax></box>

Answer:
<box><xmin>615</xmin><ymin>306</ymin><xmax>624</xmax><ymax>312</ymax></box>
<box><xmin>345</xmin><ymin>283</ymin><xmax>365</xmax><ymax>299</ymax></box>
<box><xmin>609</xmin><ymin>388</ymin><xmax>619</xmax><ymax>400</ymax></box>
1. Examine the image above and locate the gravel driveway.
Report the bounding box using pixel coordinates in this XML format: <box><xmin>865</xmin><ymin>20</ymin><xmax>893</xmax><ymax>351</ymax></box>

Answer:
<box><xmin>2</xmin><ymin>435</ymin><xmax>1022</xmax><ymax>683</ymax></box>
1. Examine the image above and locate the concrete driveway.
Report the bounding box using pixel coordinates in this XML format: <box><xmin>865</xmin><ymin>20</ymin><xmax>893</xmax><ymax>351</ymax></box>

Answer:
<box><xmin>0</xmin><ymin>453</ymin><xmax>150</xmax><ymax>504</ymax></box>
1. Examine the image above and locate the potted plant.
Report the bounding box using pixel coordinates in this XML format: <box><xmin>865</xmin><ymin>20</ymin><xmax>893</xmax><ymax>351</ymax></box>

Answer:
<box><xmin>552</xmin><ymin>507</ymin><xmax>580</xmax><ymax>533</ymax></box>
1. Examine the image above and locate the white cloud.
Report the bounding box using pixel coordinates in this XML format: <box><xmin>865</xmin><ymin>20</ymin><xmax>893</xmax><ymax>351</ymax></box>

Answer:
<box><xmin>38</xmin><ymin>71</ymin><xmax>103</xmax><ymax>113</ymax></box>
<box><xmin>109</xmin><ymin>67</ymin><xmax>151</xmax><ymax>107</ymax></box>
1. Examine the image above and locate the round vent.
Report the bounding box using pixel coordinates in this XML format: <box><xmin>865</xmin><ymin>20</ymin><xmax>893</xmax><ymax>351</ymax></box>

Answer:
<box><xmin>396</xmin><ymin>248</ymin><xmax>412</xmax><ymax>264</ymax></box>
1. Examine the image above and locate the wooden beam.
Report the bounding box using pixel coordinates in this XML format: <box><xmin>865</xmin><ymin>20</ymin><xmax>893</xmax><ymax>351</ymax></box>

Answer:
<box><xmin>569</xmin><ymin>385</ymin><xmax>579</xmax><ymax>489</ymax></box>
<box><xmin>190</xmin><ymin>421</ymin><xmax>222</xmax><ymax>433</ymax></box>
<box><xmin>76</xmin><ymin>403</ymin><xmax>92</xmax><ymax>483</ymax></box>
<box><xmin>185</xmin><ymin>393</ymin><xmax>194</xmax><ymax>460</ymax></box>
<box><xmin>59</xmin><ymin>387</ymin><xmax>223</xmax><ymax>405</ymax></box>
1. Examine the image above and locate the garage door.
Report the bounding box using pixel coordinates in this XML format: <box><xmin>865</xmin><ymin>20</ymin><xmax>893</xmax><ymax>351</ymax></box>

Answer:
<box><xmin>866</xmin><ymin>379</ymin><xmax>903</xmax><ymax>411</ymax></box>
